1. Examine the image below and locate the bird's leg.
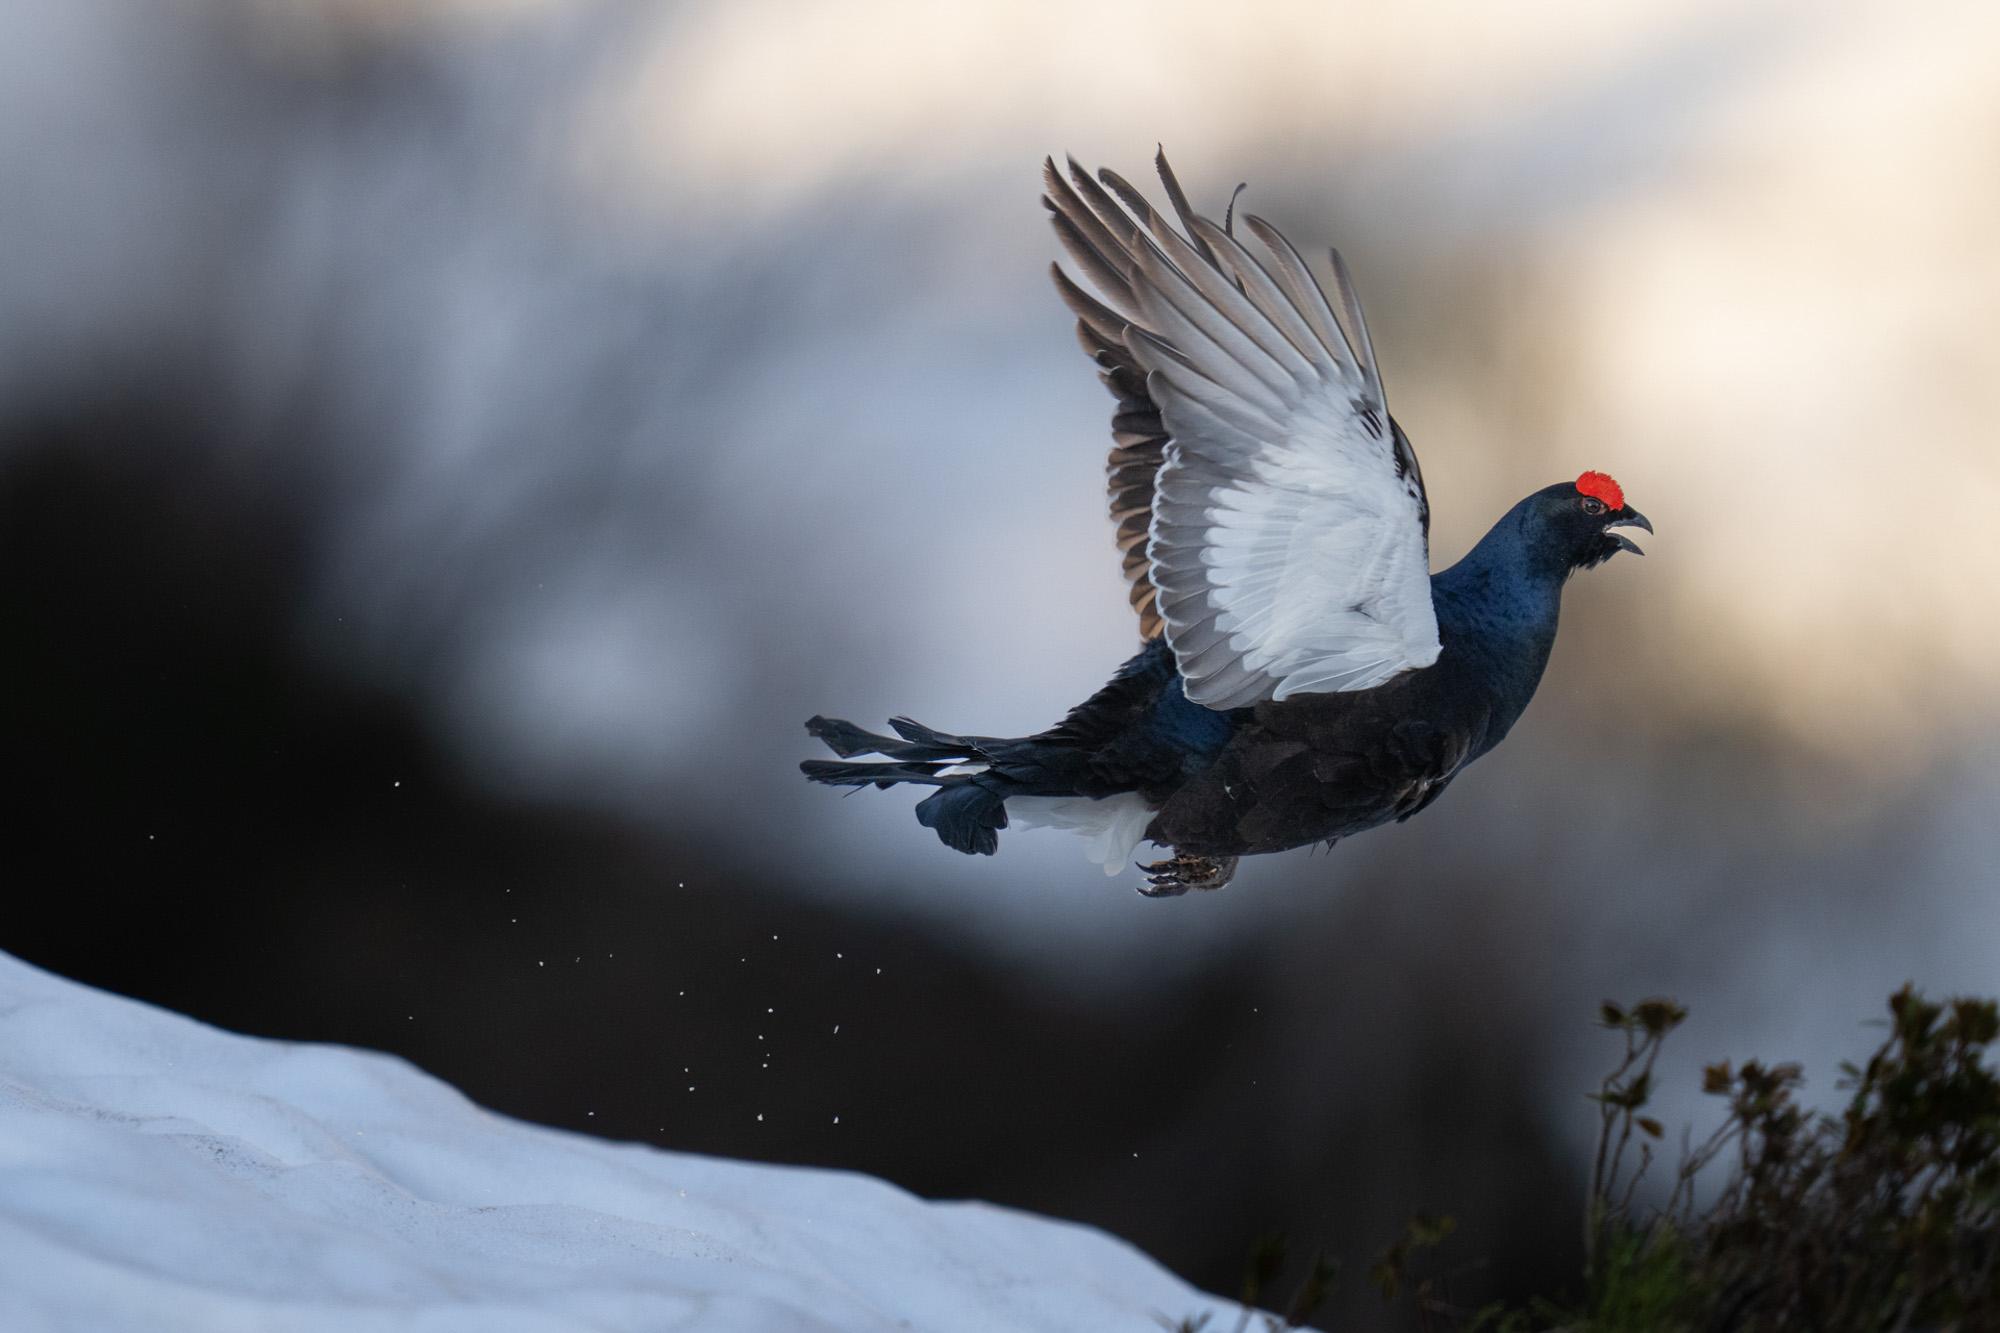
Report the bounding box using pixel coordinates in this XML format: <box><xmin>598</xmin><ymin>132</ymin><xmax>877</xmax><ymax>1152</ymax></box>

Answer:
<box><xmin>1136</xmin><ymin>853</ymin><xmax>1239</xmax><ymax>897</ymax></box>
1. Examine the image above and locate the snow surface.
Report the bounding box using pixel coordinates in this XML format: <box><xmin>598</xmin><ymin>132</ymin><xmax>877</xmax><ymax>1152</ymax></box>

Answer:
<box><xmin>0</xmin><ymin>951</ymin><xmax>1249</xmax><ymax>1332</ymax></box>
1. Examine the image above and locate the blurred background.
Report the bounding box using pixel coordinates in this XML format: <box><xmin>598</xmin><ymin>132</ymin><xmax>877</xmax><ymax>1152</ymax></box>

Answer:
<box><xmin>4</xmin><ymin>0</ymin><xmax>1998</xmax><ymax>1323</ymax></box>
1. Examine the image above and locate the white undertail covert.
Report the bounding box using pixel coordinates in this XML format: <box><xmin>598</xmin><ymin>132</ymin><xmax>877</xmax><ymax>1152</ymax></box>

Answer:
<box><xmin>1004</xmin><ymin>794</ymin><xmax>1155</xmax><ymax>874</ymax></box>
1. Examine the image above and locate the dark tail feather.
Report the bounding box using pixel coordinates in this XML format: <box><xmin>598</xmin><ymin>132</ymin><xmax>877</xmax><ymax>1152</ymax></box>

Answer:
<box><xmin>802</xmin><ymin>713</ymin><xmax>1014</xmax><ymax>855</ymax></box>
<box><xmin>806</xmin><ymin>714</ymin><xmax>982</xmax><ymax>761</ymax></box>
<box><xmin>799</xmin><ymin>758</ymin><xmax>953</xmax><ymax>790</ymax></box>
<box><xmin>799</xmin><ymin>713</ymin><xmax>979</xmax><ymax>790</ymax></box>
<box><xmin>886</xmin><ymin>716</ymin><xmax>1007</xmax><ymax>756</ymax></box>
<box><xmin>799</xmin><ymin>753</ymin><xmax>1008</xmax><ymax>855</ymax></box>
<box><xmin>914</xmin><ymin>783</ymin><xmax>1008</xmax><ymax>856</ymax></box>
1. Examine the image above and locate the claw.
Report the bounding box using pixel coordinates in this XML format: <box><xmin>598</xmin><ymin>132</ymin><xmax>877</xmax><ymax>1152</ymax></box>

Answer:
<box><xmin>1136</xmin><ymin>859</ymin><xmax>1189</xmax><ymax>898</ymax></box>
<box><xmin>1136</xmin><ymin>861</ymin><xmax>1192</xmax><ymax>898</ymax></box>
<box><xmin>1134</xmin><ymin>853</ymin><xmax>1240</xmax><ymax>896</ymax></box>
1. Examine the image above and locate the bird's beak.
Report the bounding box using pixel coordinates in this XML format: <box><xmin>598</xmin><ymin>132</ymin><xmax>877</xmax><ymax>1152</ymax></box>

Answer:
<box><xmin>1606</xmin><ymin>507</ymin><xmax>1652</xmax><ymax>556</ymax></box>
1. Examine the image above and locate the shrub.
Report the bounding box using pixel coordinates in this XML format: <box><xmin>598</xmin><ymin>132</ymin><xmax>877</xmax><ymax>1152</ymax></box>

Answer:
<box><xmin>1566</xmin><ymin>985</ymin><xmax>1998</xmax><ymax>1329</ymax></box>
<box><xmin>1188</xmin><ymin>985</ymin><xmax>2000</xmax><ymax>1332</ymax></box>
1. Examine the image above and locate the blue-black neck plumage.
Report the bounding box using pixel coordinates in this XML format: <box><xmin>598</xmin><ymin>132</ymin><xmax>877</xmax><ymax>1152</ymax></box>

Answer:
<box><xmin>1429</xmin><ymin>496</ymin><xmax>1571</xmax><ymax>757</ymax></box>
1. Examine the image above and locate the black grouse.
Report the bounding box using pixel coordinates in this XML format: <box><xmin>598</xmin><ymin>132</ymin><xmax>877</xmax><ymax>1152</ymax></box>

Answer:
<box><xmin>801</xmin><ymin>151</ymin><xmax>1651</xmax><ymax>895</ymax></box>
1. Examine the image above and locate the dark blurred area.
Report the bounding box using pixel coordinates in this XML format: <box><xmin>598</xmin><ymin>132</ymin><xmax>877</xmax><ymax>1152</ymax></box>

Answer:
<box><xmin>5</xmin><ymin>2</ymin><xmax>1997</xmax><ymax>1327</ymax></box>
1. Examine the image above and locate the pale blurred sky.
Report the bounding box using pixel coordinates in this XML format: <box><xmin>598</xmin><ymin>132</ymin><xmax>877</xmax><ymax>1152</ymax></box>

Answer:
<box><xmin>553</xmin><ymin>0</ymin><xmax>1998</xmax><ymax>762</ymax></box>
<box><xmin>16</xmin><ymin>0</ymin><xmax>1998</xmax><ymax>762</ymax></box>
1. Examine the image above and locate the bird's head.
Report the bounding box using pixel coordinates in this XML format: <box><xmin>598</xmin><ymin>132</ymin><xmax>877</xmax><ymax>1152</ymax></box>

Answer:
<box><xmin>1520</xmin><ymin>471</ymin><xmax>1653</xmax><ymax>576</ymax></box>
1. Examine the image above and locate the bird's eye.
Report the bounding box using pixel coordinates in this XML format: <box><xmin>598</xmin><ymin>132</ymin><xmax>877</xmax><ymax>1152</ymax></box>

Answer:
<box><xmin>1580</xmin><ymin>496</ymin><xmax>1606</xmax><ymax>516</ymax></box>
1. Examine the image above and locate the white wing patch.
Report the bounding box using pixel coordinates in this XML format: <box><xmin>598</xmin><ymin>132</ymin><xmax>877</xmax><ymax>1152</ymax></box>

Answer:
<box><xmin>1047</xmin><ymin>155</ymin><xmax>1440</xmax><ymax>710</ymax></box>
<box><xmin>1147</xmin><ymin>378</ymin><xmax>1440</xmax><ymax>705</ymax></box>
<box><xmin>1006</xmin><ymin>794</ymin><xmax>1155</xmax><ymax>874</ymax></box>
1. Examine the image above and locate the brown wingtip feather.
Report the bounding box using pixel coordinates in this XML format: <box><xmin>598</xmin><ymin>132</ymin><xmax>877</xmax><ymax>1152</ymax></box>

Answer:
<box><xmin>1041</xmin><ymin>155</ymin><xmax>1067</xmax><ymax>199</ymax></box>
<box><xmin>1223</xmin><ymin>182</ymin><xmax>1248</xmax><ymax>236</ymax></box>
<box><xmin>1323</xmin><ymin>245</ymin><xmax>1382</xmax><ymax>399</ymax></box>
<box><xmin>1238</xmin><ymin>212</ymin><xmax>1360</xmax><ymax>372</ymax></box>
<box><xmin>1152</xmin><ymin>146</ymin><xmax>1220</xmax><ymax>270</ymax></box>
<box><xmin>1046</xmin><ymin>210</ymin><xmax>1131</xmax><ymax>309</ymax></box>
<box><xmin>1096</xmin><ymin>166</ymin><xmax>1154</xmax><ymax>224</ymax></box>
<box><xmin>1049</xmin><ymin>262</ymin><xmax>1127</xmax><ymax>347</ymax></box>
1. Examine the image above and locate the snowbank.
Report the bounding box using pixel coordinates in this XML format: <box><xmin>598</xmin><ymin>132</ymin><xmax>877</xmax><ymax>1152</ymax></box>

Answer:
<box><xmin>0</xmin><ymin>951</ymin><xmax>1245</xmax><ymax>1332</ymax></box>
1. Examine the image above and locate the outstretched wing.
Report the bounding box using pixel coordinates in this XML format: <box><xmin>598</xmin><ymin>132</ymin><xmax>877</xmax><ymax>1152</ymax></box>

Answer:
<box><xmin>1043</xmin><ymin>151</ymin><xmax>1437</xmax><ymax>709</ymax></box>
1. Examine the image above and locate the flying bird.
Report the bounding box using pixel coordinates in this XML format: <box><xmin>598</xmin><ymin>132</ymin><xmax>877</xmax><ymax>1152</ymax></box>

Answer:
<box><xmin>801</xmin><ymin>151</ymin><xmax>1651</xmax><ymax>895</ymax></box>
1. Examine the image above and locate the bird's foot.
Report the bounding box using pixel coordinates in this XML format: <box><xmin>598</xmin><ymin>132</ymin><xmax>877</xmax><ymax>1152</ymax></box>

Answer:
<box><xmin>1136</xmin><ymin>854</ymin><xmax>1239</xmax><ymax>897</ymax></box>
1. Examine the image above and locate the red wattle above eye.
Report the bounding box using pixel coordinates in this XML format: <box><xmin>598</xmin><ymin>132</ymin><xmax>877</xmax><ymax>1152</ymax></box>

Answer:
<box><xmin>1575</xmin><ymin>470</ymin><xmax>1624</xmax><ymax>509</ymax></box>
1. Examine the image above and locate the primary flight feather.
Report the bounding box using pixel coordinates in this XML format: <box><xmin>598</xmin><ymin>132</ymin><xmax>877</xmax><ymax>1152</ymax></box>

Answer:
<box><xmin>801</xmin><ymin>151</ymin><xmax>1651</xmax><ymax>895</ymax></box>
